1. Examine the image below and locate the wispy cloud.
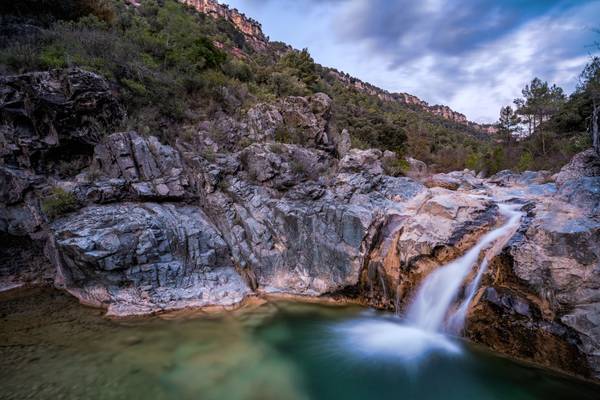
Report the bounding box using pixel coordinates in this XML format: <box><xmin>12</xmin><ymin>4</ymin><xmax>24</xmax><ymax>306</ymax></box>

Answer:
<box><xmin>224</xmin><ymin>0</ymin><xmax>600</xmax><ymax>122</ymax></box>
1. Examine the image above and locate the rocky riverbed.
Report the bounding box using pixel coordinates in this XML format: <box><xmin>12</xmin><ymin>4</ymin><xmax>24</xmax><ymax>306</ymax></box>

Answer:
<box><xmin>1</xmin><ymin>68</ymin><xmax>599</xmax><ymax>380</ymax></box>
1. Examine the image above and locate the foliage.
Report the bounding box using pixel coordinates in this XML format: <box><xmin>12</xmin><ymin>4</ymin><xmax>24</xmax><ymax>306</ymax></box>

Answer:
<box><xmin>9</xmin><ymin>0</ymin><xmax>591</xmax><ymax>175</ymax></box>
<box><xmin>41</xmin><ymin>187</ymin><xmax>79</xmax><ymax>218</ymax></box>
<box><xmin>382</xmin><ymin>156</ymin><xmax>409</xmax><ymax>177</ymax></box>
<box><xmin>0</xmin><ymin>0</ymin><xmax>116</xmax><ymax>24</ymax></box>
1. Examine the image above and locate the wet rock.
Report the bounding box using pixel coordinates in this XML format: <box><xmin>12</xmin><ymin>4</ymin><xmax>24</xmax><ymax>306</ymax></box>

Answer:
<box><xmin>489</xmin><ymin>170</ymin><xmax>552</xmax><ymax>186</ymax></box>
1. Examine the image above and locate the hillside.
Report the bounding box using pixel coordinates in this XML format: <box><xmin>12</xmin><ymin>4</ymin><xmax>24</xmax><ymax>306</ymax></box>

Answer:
<box><xmin>0</xmin><ymin>0</ymin><xmax>502</xmax><ymax>173</ymax></box>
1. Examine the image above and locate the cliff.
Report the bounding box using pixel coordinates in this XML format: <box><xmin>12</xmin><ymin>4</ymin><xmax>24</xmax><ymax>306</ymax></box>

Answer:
<box><xmin>181</xmin><ymin>0</ymin><xmax>268</xmax><ymax>51</ymax></box>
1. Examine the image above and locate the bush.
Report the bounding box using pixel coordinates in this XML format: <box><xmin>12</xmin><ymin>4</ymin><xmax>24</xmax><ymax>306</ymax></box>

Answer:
<box><xmin>41</xmin><ymin>187</ymin><xmax>79</xmax><ymax>219</ymax></box>
<box><xmin>0</xmin><ymin>0</ymin><xmax>116</xmax><ymax>23</ymax></box>
<box><xmin>382</xmin><ymin>156</ymin><xmax>409</xmax><ymax>177</ymax></box>
<box><xmin>517</xmin><ymin>152</ymin><xmax>534</xmax><ymax>172</ymax></box>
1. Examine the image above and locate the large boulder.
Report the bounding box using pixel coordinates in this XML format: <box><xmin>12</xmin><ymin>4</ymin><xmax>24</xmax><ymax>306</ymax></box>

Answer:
<box><xmin>554</xmin><ymin>148</ymin><xmax>600</xmax><ymax>186</ymax></box>
<box><xmin>338</xmin><ymin>149</ymin><xmax>384</xmax><ymax>175</ymax></box>
<box><xmin>52</xmin><ymin>203</ymin><xmax>250</xmax><ymax>316</ymax></box>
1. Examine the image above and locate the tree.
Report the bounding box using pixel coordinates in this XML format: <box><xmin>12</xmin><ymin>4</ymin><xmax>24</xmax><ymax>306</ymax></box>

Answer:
<box><xmin>514</xmin><ymin>77</ymin><xmax>565</xmax><ymax>154</ymax></box>
<box><xmin>280</xmin><ymin>48</ymin><xmax>319</xmax><ymax>88</ymax></box>
<box><xmin>580</xmin><ymin>56</ymin><xmax>600</xmax><ymax>154</ymax></box>
<box><xmin>498</xmin><ymin>105</ymin><xmax>521</xmax><ymax>139</ymax></box>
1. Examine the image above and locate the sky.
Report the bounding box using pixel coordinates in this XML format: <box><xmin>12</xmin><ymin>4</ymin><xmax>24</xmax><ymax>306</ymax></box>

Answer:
<box><xmin>219</xmin><ymin>0</ymin><xmax>600</xmax><ymax>123</ymax></box>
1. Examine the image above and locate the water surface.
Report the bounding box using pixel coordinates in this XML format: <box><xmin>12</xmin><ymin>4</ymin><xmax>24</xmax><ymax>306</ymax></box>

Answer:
<box><xmin>1</xmin><ymin>289</ymin><xmax>598</xmax><ymax>400</ymax></box>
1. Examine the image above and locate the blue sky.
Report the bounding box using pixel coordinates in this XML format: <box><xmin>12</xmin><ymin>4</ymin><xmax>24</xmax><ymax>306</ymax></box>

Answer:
<box><xmin>219</xmin><ymin>0</ymin><xmax>600</xmax><ymax>123</ymax></box>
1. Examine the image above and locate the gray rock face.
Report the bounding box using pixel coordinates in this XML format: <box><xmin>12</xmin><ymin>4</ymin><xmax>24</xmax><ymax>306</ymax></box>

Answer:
<box><xmin>555</xmin><ymin>148</ymin><xmax>600</xmax><ymax>185</ymax></box>
<box><xmin>239</xmin><ymin>142</ymin><xmax>332</xmax><ymax>189</ymax></box>
<box><xmin>196</xmin><ymin>92</ymin><xmax>338</xmax><ymax>153</ymax></box>
<box><xmin>52</xmin><ymin>203</ymin><xmax>250</xmax><ymax>315</ymax></box>
<box><xmin>0</xmin><ymin>68</ymin><xmax>127</xmax><ymax>291</ymax></box>
<box><xmin>0</xmin><ymin>68</ymin><xmax>126</xmax><ymax>171</ymax></box>
<box><xmin>90</xmin><ymin>131</ymin><xmax>191</xmax><ymax>200</ymax></box>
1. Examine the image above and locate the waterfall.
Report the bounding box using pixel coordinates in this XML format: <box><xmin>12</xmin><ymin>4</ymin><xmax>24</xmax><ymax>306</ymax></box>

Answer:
<box><xmin>334</xmin><ymin>203</ymin><xmax>523</xmax><ymax>361</ymax></box>
<box><xmin>406</xmin><ymin>203</ymin><xmax>524</xmax><ymax>333</ymax></box>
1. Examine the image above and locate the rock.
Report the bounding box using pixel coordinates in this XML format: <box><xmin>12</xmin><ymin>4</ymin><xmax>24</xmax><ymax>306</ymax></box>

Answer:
<box><xmin>338</xmin><ymin>149</ymin><xmax>383</xmax><ymax>175</ymax></box>
<box><xmin>91</xmin><ymin>131</ymin><xmax>191</xmax><ymax>200</ymax></box>
<box><xmin>555</xmin><ymin>148</ymin><xmax>600</xmax><ymax>186</ymax></box>
<box><xmin>0</xmin><ymin>68</ymin><xmax>125</xmax><ymax>171</ymax></box>
<box><xmin>52</xmin><ymin>203</ymin><xmax>251</xmax><ymax>315</ymax></box>
<box><xmin>424</xmin><ymin>173</ymin><xmax>460</xmax><ymax>190</ymax></box>
<box><xmin>556</xmin><ymin>177</ymin><xmax>600</xmax><ymax>216</ymax></box>
<box><xmin>239</xmin><ymin>142</ymin><xmax>333</xmax><ymax>189</ymax></box>
<box><xmin>361</xmin><ymin>189</ymin><xmax>497</xmax><ymax>308</ymax></box>
<box><xmin>335</xmin><ymin>129</ymin><xmax>351</xmax><ymax>158</ymax></box>
<box><xmin>405</xmin><ymin>157</ymin><xmax>427</xmax><ymax>178</ymax></box>
<box><xmin>196</xmin><ymin>92</ymin><xmax>335</xmax><ymax>153</ymax></box>
<box><xmin>489</xmin><ymin>170</ymin><xmax>552</xmax><ymax>186</ymax></box>
<box><xmin>424</xmin><ymin>170</ymin><xmax>483</xmax><ymax>191</ymax></box>
<box><xmin>462</xmin><ymin>151</ymin><xmax>600</xmax><ymax>378</ymax></box>
<box><xmin>504</xmin><ymin>202</ymin><xmax>600</xmax><ymax>376</ymax></box>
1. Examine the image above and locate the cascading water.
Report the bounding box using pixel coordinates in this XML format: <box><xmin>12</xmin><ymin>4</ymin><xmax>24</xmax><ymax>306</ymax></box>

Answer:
<box><xmin>406</xmin><ymin>203</ymin><xmax>524</xmax><ymax>333</ymax></box>
<box><xmin>334</xmin><ymin>203</ymin><xmax>524</xmax><ymax>361</ymax></box>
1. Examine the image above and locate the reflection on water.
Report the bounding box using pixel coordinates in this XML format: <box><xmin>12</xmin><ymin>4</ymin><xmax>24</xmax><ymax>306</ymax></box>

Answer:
<box><xmin>1</xmin><ymin>289</ymin><xmax>598</xmax><ymax>400</ymax></box>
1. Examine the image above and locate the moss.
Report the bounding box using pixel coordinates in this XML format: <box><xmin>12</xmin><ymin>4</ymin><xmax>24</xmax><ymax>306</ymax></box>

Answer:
<box><xmin>41</xmin><ymin>187</ymin><xmax>79</xmax><ymax>219</ymax></box>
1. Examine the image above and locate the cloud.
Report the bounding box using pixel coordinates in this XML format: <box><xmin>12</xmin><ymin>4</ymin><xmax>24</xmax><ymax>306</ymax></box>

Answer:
<box><xmin>223</xmin><ymin>0</ymin><xmax>600</xmax><ymax>122</ymax></box>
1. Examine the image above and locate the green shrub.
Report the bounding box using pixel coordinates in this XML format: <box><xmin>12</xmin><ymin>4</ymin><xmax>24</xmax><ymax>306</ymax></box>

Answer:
<box><xmin>39</xmin><ymin>45</ymin><xmax>68</xmax><ymax>68</ymax></box>
<box><xmin>269</xmin><ymin>142</ymin><xmax>286</xmax><ymax>154</ymax></box>
<box><xmin>517</xmin><ymin>152</ymin><xmax>534</xmax><ymax>172</ymax></box>
<box><xmin>41</xmin><ymin>187</ymin><xmax>79</xmax><ymax>219</ymax></box>
<box><xmin>201</xmin><ymin>148</ymin><xmax>216</xmax><ymax>162</ymax></box>
<box><xmin>382</xmin><ymin>156</ymin><xmax>409</xmax><ymax>177</ymax></box>
<box><xmin>290</xmin><ymin>160</ymin><xmax>306</xmax><ymax>175</ymax></box>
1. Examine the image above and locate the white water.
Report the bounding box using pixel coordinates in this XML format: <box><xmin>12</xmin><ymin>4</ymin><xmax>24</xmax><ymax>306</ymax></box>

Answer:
<box><xmin>407</xmin><ymin>203</ymin><xmax>524</xmax><ymax>333</ymax></box>
<box><xmin>336</xmin><ymin>203</ymin><xmax>523</xmax><ymax>362</ymax></box>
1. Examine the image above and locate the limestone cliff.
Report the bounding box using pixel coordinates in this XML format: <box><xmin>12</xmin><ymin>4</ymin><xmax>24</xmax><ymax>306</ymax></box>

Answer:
<box><xmin>181</xmin><ymin>0</ymin><xmax>268</xmax><ymax>51</ymax></box>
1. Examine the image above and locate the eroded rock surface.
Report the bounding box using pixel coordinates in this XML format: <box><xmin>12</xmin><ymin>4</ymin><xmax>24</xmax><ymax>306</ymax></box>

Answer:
<box><xmin>52</xmin><ymin>203</ymin><xmax>249</xmax><ymax>316</ymax></box>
